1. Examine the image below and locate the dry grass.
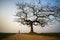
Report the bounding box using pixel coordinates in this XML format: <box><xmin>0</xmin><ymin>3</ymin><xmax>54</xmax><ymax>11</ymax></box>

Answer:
<box><xmin>1</xmin><ymin>33</ymin><xmax>60</xmax><ymax>40</ymax></box>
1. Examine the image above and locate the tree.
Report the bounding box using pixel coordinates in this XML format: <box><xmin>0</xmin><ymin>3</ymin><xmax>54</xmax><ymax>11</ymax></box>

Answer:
<box><xmin>15</xmin><ymin>0</ymin><xmax>60</xmax><ymax>33</ymax></box>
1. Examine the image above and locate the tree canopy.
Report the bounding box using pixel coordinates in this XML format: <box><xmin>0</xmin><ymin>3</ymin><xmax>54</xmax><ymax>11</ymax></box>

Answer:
<box><xmin>15</xmin><ymin>0</ymin><xmax>60</xmax><ymax>33</ymax></box>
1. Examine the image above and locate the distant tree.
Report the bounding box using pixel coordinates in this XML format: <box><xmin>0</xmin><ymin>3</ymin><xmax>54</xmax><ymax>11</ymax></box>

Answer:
<box><xmin>15</xmin><ymin>0</ymin><xmax>60</xmax><ymax>33</ymax></box>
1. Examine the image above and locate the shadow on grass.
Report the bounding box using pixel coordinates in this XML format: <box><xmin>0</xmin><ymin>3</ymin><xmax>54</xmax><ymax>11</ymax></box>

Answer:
<box><xmin>28</xmin><ymin>33</ymin><xmax>60</xmax><ymax>37</ymax></box>
<box><xmin>0</xmin><ymin>33</ymin><xmax>16</xmax><ymax>39</ymax></box>
<box><xmin>22</xmin><ymin>33</ymin><xmax>60</xmax><ymax>37</ymax></box>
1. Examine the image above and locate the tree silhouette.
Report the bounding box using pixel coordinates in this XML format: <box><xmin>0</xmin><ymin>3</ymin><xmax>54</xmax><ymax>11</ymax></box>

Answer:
<box><xmin>15</xmin><ymin>0</ymin><xmax>60</xmax><ymax>33</ymax></box>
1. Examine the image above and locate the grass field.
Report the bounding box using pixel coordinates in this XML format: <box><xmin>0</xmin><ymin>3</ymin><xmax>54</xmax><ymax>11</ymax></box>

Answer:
<box><xmin>0</xmin><ymin>33</ymin><xmax>60</xmax><ymax>40</ymax></box>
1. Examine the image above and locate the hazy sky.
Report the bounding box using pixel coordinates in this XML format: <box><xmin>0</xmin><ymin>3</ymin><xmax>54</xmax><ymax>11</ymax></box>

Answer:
<box><xmin>0</xmin><ymin>0</ymin><xmax>60</xmax><ymax>33</ymax></box>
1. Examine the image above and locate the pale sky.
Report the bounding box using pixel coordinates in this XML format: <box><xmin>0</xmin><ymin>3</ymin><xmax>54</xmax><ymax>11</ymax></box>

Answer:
<box><xmin>0</xmin><ymin>0</ymin><xmax>60</xmax><ymax>33</ymax></box>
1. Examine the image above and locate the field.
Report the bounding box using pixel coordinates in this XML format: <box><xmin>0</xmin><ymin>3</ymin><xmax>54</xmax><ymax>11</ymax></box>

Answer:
<box><xmin>0</xmin><ymin>33</ymin><xmax>60</xmax><ymax>40</ymax></box>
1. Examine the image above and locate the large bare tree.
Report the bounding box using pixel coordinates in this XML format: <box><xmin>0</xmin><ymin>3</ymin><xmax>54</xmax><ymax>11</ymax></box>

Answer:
<box><xmin>15</xmin><ymin>0</ymin><xmax>60</xmax><ymax>33</ymax></box>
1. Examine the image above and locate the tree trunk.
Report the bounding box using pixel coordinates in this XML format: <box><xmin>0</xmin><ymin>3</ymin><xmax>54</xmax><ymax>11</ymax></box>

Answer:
<box><xmin>30</xmin><ymin>23</ymin><xmax>33</xmax><ymax>33</ymax></box>
<box><xmin>29</xmin><ymin>22</ymin><xmax>34</xmax><ymax>34</ymax></box>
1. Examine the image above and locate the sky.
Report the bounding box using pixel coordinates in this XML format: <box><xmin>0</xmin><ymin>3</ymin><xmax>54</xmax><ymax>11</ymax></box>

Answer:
<box><xmin>0</xmin><ymin>0</ymin><xmax>60</xmax><ymax>33</ymax></box>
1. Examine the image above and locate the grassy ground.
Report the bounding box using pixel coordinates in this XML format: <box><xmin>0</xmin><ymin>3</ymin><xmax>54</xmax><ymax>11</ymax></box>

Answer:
<box><xmin>0</xmin><ymin>33</ymin><xmax>60</xmax><ymax>40</ymax></box>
